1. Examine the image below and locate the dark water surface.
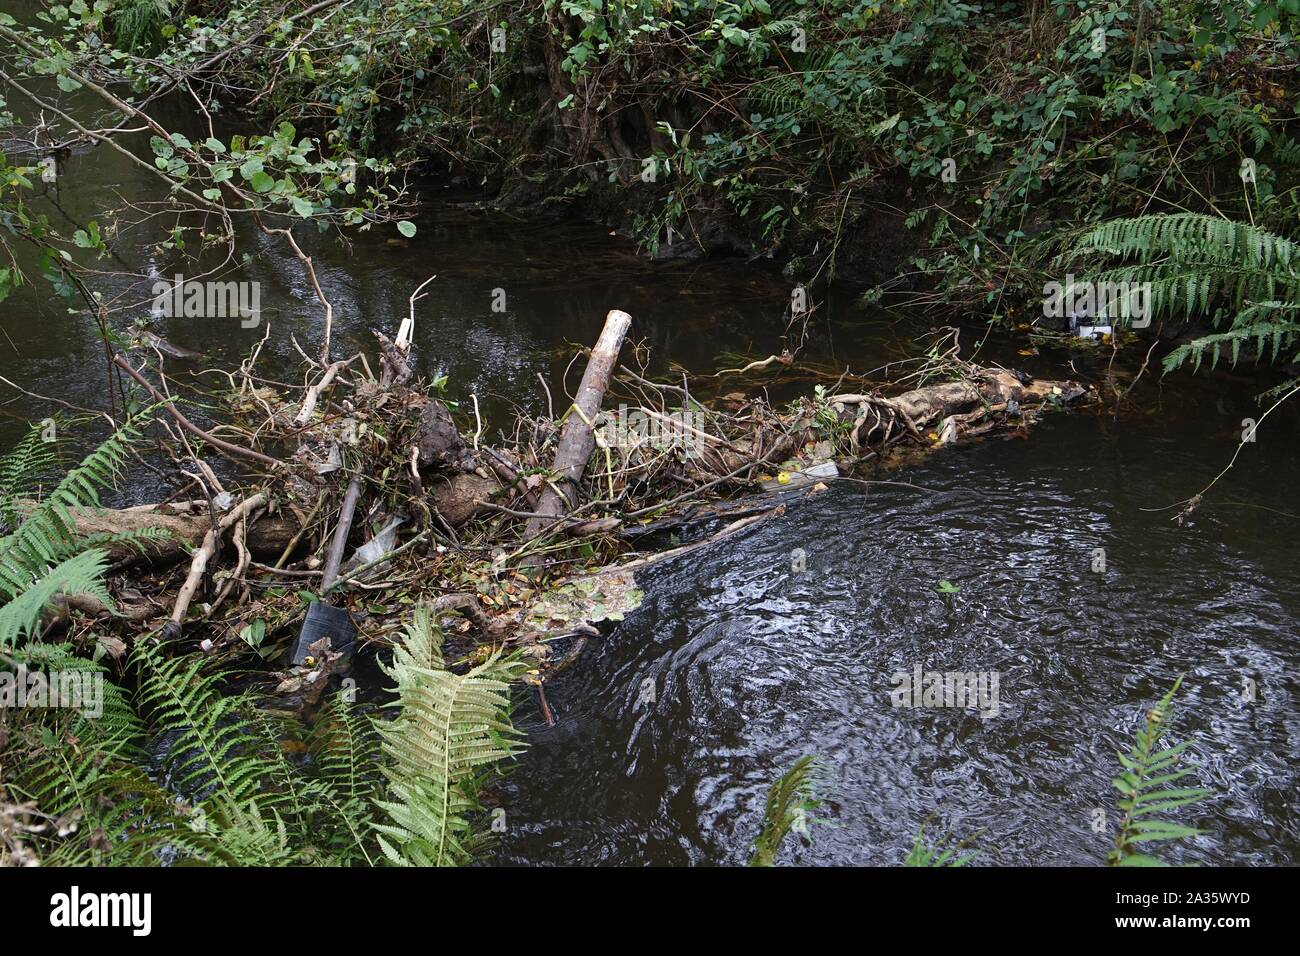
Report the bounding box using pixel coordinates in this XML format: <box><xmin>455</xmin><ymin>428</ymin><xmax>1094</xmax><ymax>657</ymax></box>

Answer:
<box><xmin>491</xmin><ymin>408</ymin><xmax>1300</xmax><ymax>866</ymax></box>
<box><xmin>2</xmin><ymin>47</ymin><xmax>1297</xmax><ymax>866</ymax></box>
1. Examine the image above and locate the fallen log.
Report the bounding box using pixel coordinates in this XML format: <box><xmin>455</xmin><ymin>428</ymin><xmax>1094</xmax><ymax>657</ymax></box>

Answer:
<box><xmin>832</xmin><ymin>368</ymin><xmax>1090</xmax><ymax>446</ymax></box>
<box><xmin>62</xmin><ymin>471</ymin><xmax>502</xmax><ymax>570</ymax></box>
<box><xmin>525</xmin><ymin>309</ymin><xmax>632</xmax><ymax>543</ymax></box>
<box><xmin>68</xmin><ymin>505</ymin><xmax>298</xmax><ymax>565</ymax></box>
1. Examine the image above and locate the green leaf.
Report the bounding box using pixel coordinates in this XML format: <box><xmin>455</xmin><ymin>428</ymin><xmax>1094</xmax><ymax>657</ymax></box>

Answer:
<box><xmin>396</xmin><ymin>220</ymin><xmax>417</xmax><ymax>238</ymax></box>
<box><xmin>239</xmin><ymin>619</ymin><xmax>266</xmax><ymax>649</ymax></box>
<box><xmin>1129</xmin><ymin>821</ymin><xmax>1204</xmax><ymax>842</ymax></box>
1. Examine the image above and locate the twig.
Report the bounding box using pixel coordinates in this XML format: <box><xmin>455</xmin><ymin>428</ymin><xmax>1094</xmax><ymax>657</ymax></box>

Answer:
<box><xmin>112</xmin><ymin>355</ymin><xmax>287</xmax><ymax>470</ymax></box>
<box><xmin>162</xmin><ymin>492</ymin><xmax>268</xmax><ymax>642</ymax></box>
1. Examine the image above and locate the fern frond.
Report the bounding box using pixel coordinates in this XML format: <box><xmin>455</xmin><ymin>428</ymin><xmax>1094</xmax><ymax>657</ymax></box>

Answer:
<box><xmin>111</xmin><ymin>0</ymin><xmax>172</xmax><ymax>54</ymax></box>
<box><xmin>1069</xmin><ymin>213</ymin><xmax>1300</xmax><ymax>271</ymax></box>
<box><xmin>1107</xmin><ymin>676</ymin><xmax>1213</xmax><ymax>867</ymax></box>
<box><xmin>903</xmin><ymin>821</ymin><xmax>979</xmax><ymax>867</ymax></box>
<box><xmin>79</xmin><ymin>525</ymin><xmax>176</xmax><ymax>554</ymax></box>
<box><xmin>373</xmin><ymin>602</ymin><xmax>526</xmax><ymax>866</ymax></box>
<box><xmin>305</xmin><ymin>693</ymin><xmax>382</xmax><ymax>863</ymax></box>
<box><xmin>748</xmin><ymin>754</ymin><xmax>820</xmax><ymax>866</ymax></box>
<box><xmin>1065</xmin><ymin>213</ymin><xmax>1300</xmax><ymax>371</ymax></box>
<box><xmin>0</xmin><ymin>550</ymin><xmax>114</xmax><ymax>650</ymax></box>
<box><xmin>0</xmin><ymin>423</ymin><xmax>59</xmax><ymax>524</ymax></box>
<box><xmin>1163</xmin><ymin>301</ymin><xmax>1300</xmax><ymax>373</ymax></box>
<box><xmin>0</xmin><ymin>415</ymin><xmax>143</xmax><ymax>604</ymax></box>
<box><xmin>133</xmin><ymin>645</ymin><xmax>286</xmax><ymax>814</ymax></box>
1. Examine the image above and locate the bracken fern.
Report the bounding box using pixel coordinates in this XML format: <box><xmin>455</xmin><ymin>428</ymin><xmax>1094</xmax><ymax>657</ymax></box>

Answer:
<box><xmin>1064</xmin><ymin>213</ymin><xmax>1300</xmax><ymax>375</ymax></box>
<box><xmin>1107</xmin><ymin>676</ymin><xmax>1212</xmax><ymax>867</ymax></box>
<box><xmin>373</xmin><ymin>602</ymin><xmax>527</xmax><ymax>866</ymax></box>
<box><xmin>748</xmin><ymin>754</ymin><xmax>820</xmax><ymax>866</ymax></box>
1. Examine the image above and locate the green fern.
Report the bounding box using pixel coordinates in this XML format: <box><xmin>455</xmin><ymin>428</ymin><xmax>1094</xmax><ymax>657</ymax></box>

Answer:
<box><xmin>304</xmin><ymin>693</ymin><xmax>383</xmax><ymax>863</ymax></box>
<box><xmin>133</xmin><ymin>645</ymin><xmax>293</xmax><ymax>817</ymax></box>
<box><xmin>1107</xmin><ymin>676</ymin><xmax>1212</xmax><ymax>867</ymax></box>
<box><xmin>10</xmin><ymin>646</ymin><xmax>348</xmax><ymax>866</ymax></box>
<box><xmin>1164</xmin><ymin>300</ymin><xmax>1300</xmax><ymax>373</ymax></box>
<box><xmin>904</xmin><ymin>821</ymin><xmax>979</xmax><ymax>867</ymax></box>
<box><xmin>1064</xmin><ymin>213</ymin><xmax>1300</xmax><ymax>371</ymax></box>
<box><xmin>0</xmin><ymin>415</ymin><xmax>143</xmax><ymax>610</ymax></box>
<box><xmin>0</xmin><ymin>551</ymin><xmax>115</xmax><ymax>649</ymax></box>
<box><xmin>111</xmin><ymin>0</ymin><xmax>172</xmax><ymax>54</ymax></box>
<box><xmin>7</xmin><ymin>599</ymin><xmax>526</xmax><ymax>866</ymax></box>
<box><xmin>373</xmin><ymin>602</ymin><xmax>527</xmax><ymax>866</ymax></box>
<box><xmin>0</xmin><ymin>414</ymin><xmax>178</xmax><ymax>650</ymax></box>
<box><xmin>1</xmin><ymin>644</ymin><xmax>185</xmax><ymax>866</ymax></box>
<box><xmin>748</xmin><ymin>754</ymin><xmax>820</xmax><ymax>866</ymax></box>
<box><xmin>0</xmin><ymin>422</ymin><xmax>59</xmax><ymax>525</ymax></box>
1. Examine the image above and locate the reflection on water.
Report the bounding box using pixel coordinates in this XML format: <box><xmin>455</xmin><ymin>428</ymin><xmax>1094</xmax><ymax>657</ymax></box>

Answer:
<box><xmin>0</xmin><ymin>129</ymin><xmax>914</xmax><ymax>479</ymax></box>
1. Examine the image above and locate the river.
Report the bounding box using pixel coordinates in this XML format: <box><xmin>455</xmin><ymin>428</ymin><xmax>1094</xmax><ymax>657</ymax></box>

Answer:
<box><xmin>2</xmin><ymin>48</ymin><xmax>1297</xmax><ymax>867</ymax></box>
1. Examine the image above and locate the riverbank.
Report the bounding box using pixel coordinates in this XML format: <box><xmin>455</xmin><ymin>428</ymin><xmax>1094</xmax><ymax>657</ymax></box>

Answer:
<box><xmin>4</xmin><ymin>0</ymin><xmax>1300</xmax><ymax>871</ymax></box>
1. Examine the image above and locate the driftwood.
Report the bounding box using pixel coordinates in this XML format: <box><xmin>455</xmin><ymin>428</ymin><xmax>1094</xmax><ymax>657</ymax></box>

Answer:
<box><xmin>64</xmin><ymin>470</ymin><xmax>502</xmax><ymax>573</ymax></box>
<box><xmin>163</xmin><ymin>492</ymin><xmax>268</xmax><ymax>641</ymax></box>
<box><xmin>295</xmin><ymin>356</ymin><xmax>356</xmax><ymax>425</ymax></box>
<box><xmin>525</xmin><ymin>309</ymin><xmax>632</xmax><ymax>542</ymax></box>
<box><xmin>70</xmin><ymin>504</ymin><xmax>298</xmax><ymax>564</ymax></box>
<box><xmin>832</xmin><ymin>368</ymin><xmax>1086</xmax><ymax>445</ymax></box>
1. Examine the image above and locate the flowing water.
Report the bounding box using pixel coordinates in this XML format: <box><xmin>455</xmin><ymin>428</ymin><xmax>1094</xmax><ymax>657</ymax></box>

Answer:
<box><xmin>491</xmin><ymin>411</ymin><xmax>1300</xmax><ymax>866</ymax></box>
<box><xmin>2</xmin><ymin>55</ymin><xmax>1298</xmax><ymax>866</ymax></box>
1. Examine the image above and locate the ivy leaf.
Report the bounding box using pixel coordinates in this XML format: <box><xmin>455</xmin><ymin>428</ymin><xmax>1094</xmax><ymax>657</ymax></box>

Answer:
<box><xmin>55</xmin><ymin>74</ymin><xmax>82</xmax><ymax>92</ymax></box>
<box><xmin>397</xmin><ymin>220</ymin><xmax>417</xmax><ymax>238</ymax></box>
<box><xmin>250</xmin><ymin>171</ymin><xmax>275</xmax><ymax>193</ymax></box>
<box><xmin>292</xmin><ymin>196</ymin><xmax>313</xmax><ymax>217</ymax></box>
